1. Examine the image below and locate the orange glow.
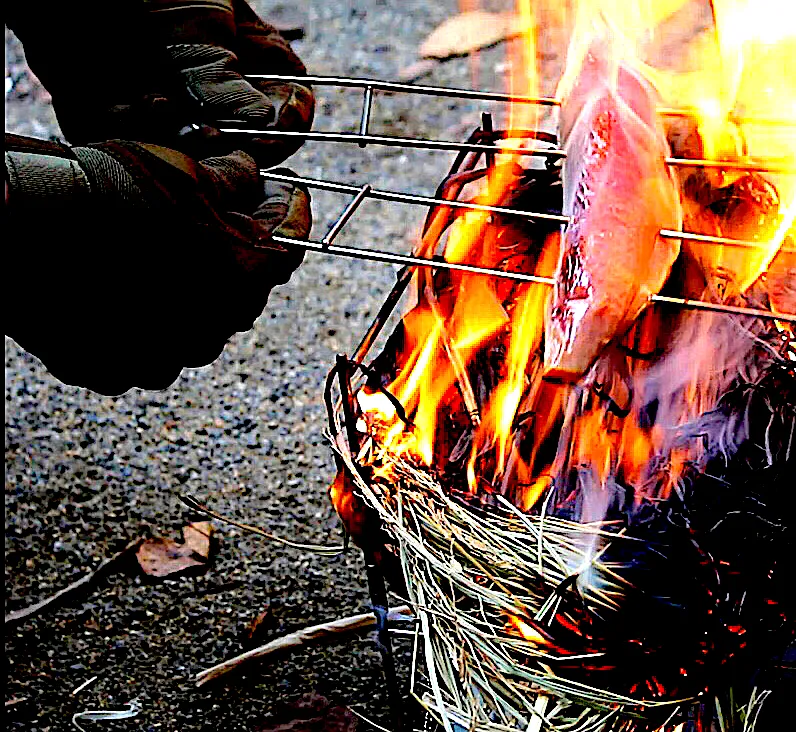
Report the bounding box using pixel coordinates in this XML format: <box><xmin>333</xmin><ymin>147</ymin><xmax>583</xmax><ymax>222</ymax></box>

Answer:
<box><xmin>345</xmin><ymin>0</ymin><xmax>793</xmax><ymax>542</ymax></box>
<box><xmin>505</xmin><ymin>613</ymin><xmax>549</xmax><ymax>645</ymax></box>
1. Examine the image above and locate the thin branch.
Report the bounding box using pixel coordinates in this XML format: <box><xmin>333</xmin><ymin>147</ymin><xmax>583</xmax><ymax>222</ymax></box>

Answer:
<box><xmin>5</xmin><ymin>539</ymin><xmax>142</xmax><ymax>627</ymax></box>
<box><xmin>195</xmin><ymin>605</ymin><xmax>412</xmax><ymax>687</ymax></box>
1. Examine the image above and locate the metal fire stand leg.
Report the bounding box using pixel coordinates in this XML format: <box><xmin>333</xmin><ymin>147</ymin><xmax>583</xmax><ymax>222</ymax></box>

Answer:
<box><xmin>365</xmin><ymin>553</ymin><xmax>404</xmax><ymax>732</ymax></box>
<box><xmin>335</xmin><ymin>355</ymin><xmax>404</xmax><ymax>730</ymax></box>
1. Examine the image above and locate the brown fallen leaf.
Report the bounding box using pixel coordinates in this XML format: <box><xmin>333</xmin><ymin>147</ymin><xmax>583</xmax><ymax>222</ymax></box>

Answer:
<box><xmin>245</xmin><ymin>604</ymin><xmax>278</xmax><ymax>647</ymax></box>
<box><xmin>136</xmin><ymin>522</ymin><xmax>214</xmax><ymax>578</ymax></box>
<box><xmin>182</xmin><ymin>521</ymin><xmax>213</xmax><ymax>558</ymax></box>
<box><xmin>419</xmin><ymin>11</ymin><xmax>530</xmax><ymax>60</ymax></box>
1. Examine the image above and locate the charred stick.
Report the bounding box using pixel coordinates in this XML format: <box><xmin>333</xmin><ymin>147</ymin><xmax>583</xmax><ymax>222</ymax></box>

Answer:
<box><xmin>481</xmin><ymin>112</ymin><xmax>496</xmax><ymax>170</ymax></box>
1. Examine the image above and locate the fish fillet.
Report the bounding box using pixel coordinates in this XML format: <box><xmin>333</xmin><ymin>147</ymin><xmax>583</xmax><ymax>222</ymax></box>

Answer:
<box><xmin>544</xmin><ymin>41</ymin><xmax>681</xmax><ymax>381</ymax></box>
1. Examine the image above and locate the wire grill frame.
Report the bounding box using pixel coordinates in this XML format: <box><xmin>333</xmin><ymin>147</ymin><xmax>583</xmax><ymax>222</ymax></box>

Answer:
<box><xmin>240</xmin><ymin>74</ymin><xmax>796</xmax><ymax>325</ymax></box>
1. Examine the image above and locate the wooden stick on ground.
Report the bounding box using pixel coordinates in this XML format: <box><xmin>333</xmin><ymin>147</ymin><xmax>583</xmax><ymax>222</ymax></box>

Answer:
<box><xmin>5</xmin><ymin>539</ymin><xmax>142</xmax><ymax>627</ymax></box>
<box><xmin>195</xmin><ymin>604</ymin><xmax>412</xmax><ymax>687</ymax></box>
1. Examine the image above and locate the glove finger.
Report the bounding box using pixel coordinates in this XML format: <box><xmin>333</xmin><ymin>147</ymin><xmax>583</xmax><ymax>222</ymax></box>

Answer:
<box><xmin>232</xmin><ymin>0</ymin><xmax>315</xmax><ymax>166</ymax></box>
<box><xmin>254</xmin><ymin>173</ymin><xmax>310</xmax><ymax>279</ymax></box>
<box><xmin>236</xmin><ymin>81</ymin><xmax>314</xmax><ymax>166</ymax></box>
<box><xmin>196</xmin><ymin>149</ymin><xmax>261</xmax><ymax>210</ymax></box>
<box><xmin>256</xmin><ymin>171</ymin><xmax>312</xmax><ymax>240</ymax></box>
<box><xmin>171</xmin><ymin>44</ymin><xmax>276</xmax><ymax>123</ymax></box>
<box><xmin>224</xmin><ymin>171</ymin><xmax>311</xmax><ymax>288</ymax></box>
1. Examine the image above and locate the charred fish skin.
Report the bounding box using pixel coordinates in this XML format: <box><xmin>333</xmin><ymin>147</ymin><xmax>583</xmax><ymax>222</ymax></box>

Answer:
<box><xmin>544</xmin><ymin>45</ymin><xmax>681</xmax><ymax>382</ymax></box>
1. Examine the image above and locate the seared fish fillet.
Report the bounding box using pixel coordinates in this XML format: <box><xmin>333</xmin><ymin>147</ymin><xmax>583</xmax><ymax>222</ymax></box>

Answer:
<box><xmin>544</xmin><ymin>42</ymin><xmax>681</xmax><ymax>381</ymax></box>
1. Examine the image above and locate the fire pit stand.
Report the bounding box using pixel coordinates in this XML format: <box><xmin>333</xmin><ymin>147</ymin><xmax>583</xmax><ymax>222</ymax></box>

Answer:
<box><xmin>232</xmin><ymin>75</ymin><xmax>794</xmax><ymax>732</ymax></box>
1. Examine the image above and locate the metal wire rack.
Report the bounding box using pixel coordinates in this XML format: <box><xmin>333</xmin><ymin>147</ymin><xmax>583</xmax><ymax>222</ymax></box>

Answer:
<box><xmin>231</xmin><ymin>74</ymin><xmax>796</xmax><ymax>326</ymax></box>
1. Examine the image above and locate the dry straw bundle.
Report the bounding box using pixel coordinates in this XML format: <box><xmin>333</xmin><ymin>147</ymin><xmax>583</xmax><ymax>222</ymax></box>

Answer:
<box><xmin>329</xmin><ymin>417</ymin><xmax>695</xmax><ymax>732</ymax></box>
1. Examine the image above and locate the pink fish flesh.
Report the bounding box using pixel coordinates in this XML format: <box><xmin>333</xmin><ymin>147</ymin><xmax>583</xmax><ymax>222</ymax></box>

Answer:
<box><xmin>544</xmin><ymin>43</ymin><xmax>682</xmax><ymax>381</ymax></box>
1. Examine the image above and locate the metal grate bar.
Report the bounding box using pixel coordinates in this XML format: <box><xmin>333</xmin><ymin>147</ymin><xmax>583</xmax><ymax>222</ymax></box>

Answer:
<box><xmin>260</xmin><ymin>171</ymin><xmax>568</xmax><ymax>224</ymax></box>
<box><xmin>322</xmin><ymin>185</ymin><xmax>372</xmax><ymax>245</ymax></box>
<box><xmin>229</xmin><ymin>126</ymin><xmax>793</xmax><ymax>173</ymax></box>
<box><xmin>249</xmin><ymin>74</ymin><xmax>796</xmax><ymax>128</ymax></box>
<box><xmin>248</xmin><ymin>73</ymin><xmax>559</xmax><ymax>106</ymax></box>
<box><xmin>238</xmin><ymin>74</ymin><xmax>796</xmax><ymax>325</ymax></box>
<box><xmin>262</xmin><ymin>171</ymin><xmax>793</xmax><ymax>253</ymax></box>
<box><xmin>265</xmin><ymin>234</ymin><xmax>796</xmax><ymax>325</ymax></box>
<box><xmin>237</xmin><ymin>75</ymin><xmax>796</xmax><ymax>174</ymax></box>
<box><xmin>221</xmin><ymin>127</ymin><xmax>565</xmax><ymax>159</ymax></box>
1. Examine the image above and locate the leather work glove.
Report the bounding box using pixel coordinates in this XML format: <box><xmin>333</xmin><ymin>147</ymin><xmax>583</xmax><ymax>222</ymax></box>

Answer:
<box><xmin>6</xmin><ymin>0</ymin><xmax>314</xmax><ymax>165</ymax></box>
<box><xmin>5</xmin><ymin>134</ymin><xmax>310</xmax><ymax>395</ymax></box>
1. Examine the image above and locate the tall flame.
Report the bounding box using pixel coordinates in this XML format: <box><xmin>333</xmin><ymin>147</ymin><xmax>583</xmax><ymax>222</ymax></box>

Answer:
<box><xmin>350</xmin><ymin>0</ymin><xmax>795</xmax><ymax>532</ymax></box>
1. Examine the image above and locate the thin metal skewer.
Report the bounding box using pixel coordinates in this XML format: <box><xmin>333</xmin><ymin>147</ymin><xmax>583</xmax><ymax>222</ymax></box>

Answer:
<box><xmin>263</xmin><ymin>171</ymin><xmax>794</xmax><ymax>253</ymax></box>
<box><xmin>247</xmin><ymin>74</ymin><xmax>796</xmax><ymax>128</ymax></box>
<box><xmin>322</xmin><ymin>185</ymin><xmax>372</xmax><ymax>245</ymax></box>
<box><xmin>260</xmin><ymin>171</ymin><xmax>568</xmax><ymax>224</ymax></box>
<box><xmin>265</xmin><ymin>234</ymin><xmax>796</xmax><ymax>324</ymax></box>
<box><xmin>359</xmin><ymin>85</ymin><xmax>374</xmax><ymax>148</ymax></box>
<box><xmin>221</xmin><ymin>127</ymin><xmax>566</xmax><ymax>159</ymax></box>
<box><xmin>233</xmin><ymin>127</ymin><xmax>792</xmax><ymax>173</ymax></box>
<box><xmin>664</xmin><ymin>156</ymin><xmax>794</xmax><ymax>174</ymax></box>
<box><xmin>247</xmin><ymin>73</ymin><xmax>559</xmax><ymax>107</ymax></box>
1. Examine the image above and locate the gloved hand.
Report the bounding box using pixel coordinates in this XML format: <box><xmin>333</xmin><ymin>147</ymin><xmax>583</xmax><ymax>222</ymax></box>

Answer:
<box><xmin>144</xmin><ymin>0</ymin><xmax>314</xmax><ymax>166</ymax></box>
<box><xmin>6</xmin><ymin>0</ymin><xmax>314</xmax><ymax>165</ymax></box>
<box><xmin>5</xmin><ymin>134</ymin><xmax>310</xmax><ymax>395</ymax></box>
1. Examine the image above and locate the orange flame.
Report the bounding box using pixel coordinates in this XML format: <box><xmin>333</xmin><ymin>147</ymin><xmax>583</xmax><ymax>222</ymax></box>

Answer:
<box><xmin>349</xmin><ymin>0</ymin><xmax>794</xmax><ymax>531</ymax></box>
<box><xmin>505</xmin><ymin>613</ymin><xmax>549</xmax><ymax>645</ymax></box>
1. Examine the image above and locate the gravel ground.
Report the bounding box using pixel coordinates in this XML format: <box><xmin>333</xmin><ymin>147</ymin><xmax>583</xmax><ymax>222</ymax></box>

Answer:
<box><xmin>5</xmin><ymin>1</ymin><xmax>545</xmax><ymax>730</ymax></box>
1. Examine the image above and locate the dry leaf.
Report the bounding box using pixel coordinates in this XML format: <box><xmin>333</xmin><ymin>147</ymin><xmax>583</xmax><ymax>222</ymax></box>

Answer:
<box><xmin>245</xmin><ymin>604</ymin><xmax>278</xmax><ymax>646</ymax></box>
<box><xmin>419</xmin><ymin>11</ymin><xmax>529</xmax><ymax>60</ymax></box>
<box><xmin>182</xmin><ymin>521</ymin><xmax>213</xmax><ymax>558</ymax></box>
<box><xmin>136</xmin><ymin>522</ymin><xmax>214</xmax><ymax>578</ymax></box>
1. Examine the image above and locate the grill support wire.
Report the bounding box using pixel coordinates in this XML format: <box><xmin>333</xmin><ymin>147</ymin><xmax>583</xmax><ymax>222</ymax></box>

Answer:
<box><xmin>239</xmin><ymin>74</ymin><xmax>795</xmax><ymax>325</ymax></box>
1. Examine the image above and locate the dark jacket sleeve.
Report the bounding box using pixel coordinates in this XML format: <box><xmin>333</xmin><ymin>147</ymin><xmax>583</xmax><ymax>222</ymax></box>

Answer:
<box><xmin>6</xmin><ymin>0</ymin><xmax>190</xmax><ymax>146</ymax></box>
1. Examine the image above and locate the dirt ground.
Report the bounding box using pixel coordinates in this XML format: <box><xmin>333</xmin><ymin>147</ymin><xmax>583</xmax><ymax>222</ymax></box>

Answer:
<box><xmin>5</xmin><ymin>1</ymin><xmax>530</xmax><ymax>730</ymax></box>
